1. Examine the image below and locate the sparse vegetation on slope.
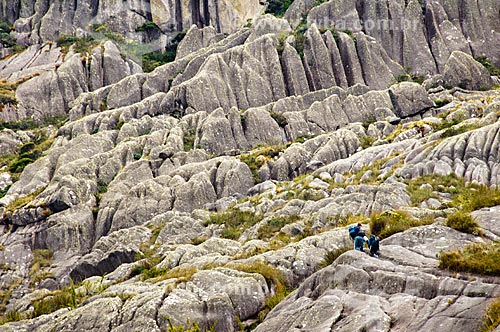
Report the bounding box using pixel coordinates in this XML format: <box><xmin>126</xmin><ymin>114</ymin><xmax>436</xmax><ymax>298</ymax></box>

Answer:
<box><xmin>204</xmin><ymin>208</ymin><xmax>263</xmax><ymax>240</ymax></box>
<box><xmin>446</xmin><ymin>211</ymin><xmax>482</xmax><ymax>235</ymax></box>
<box><xmin>370</xmin><ymin>210</ymin><xmax>434</xmax><ymax>239</ymax></box>
<box><xmin>439</xmin><ymin>241</ymin><xmax>500</xmax><ymax>276</ymax></box>
<box><xmin>482</xmin><ymin>297</ymin><xmax>500</xmax><ymax>332</ymax></box>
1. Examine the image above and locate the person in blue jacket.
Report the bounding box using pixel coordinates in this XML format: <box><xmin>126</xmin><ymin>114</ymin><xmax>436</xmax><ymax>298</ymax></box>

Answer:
<box><xmin>368</xmin><ymin>234</ymin><xmax>380</xmax><ymax>257</ymax></box>
<box><xmin>354</xmin><ymin>230</ymin><xmax>367</xmax><ymax>251</ymax></box>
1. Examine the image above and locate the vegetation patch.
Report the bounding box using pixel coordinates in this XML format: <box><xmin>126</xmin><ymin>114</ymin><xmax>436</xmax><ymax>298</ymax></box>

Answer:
<box><xmin>141</xmin><ymin>31</ymin><xmax>186</xmax><ymax>72</ymax></box>
<box><xmin>257</xmin><ymin>215</ymin><xmax>301</xmax><ymax>240</ymax></box>
<box><xmin>405</xmin><ymin>173</ymin><xmax>500</xmax><ymax>212</ymax></box>
<box><xmin>318</xmin><ymin>246</ymin><xmax>351</xmax><ymax>269</ymax></box>
<box><xmin>446</xmin><ymin>211</ymin><xmax>482</xmax><ymax>235</ymax></box>
<box><xmin>29</xmin><ymin>249</ymin><xmax>54</xmax><ymax>288</ymax></box>
<box><xmin>239</xmin><ymin>144</ymin><xmax>290</xmax><ymax>183</ymax></box>
<box><xmin>204</xmin><ymin>209</ymin><xmax>263</xmax><ymax>240</ymax></box>
<box><xmin>476</xmin><ymin>56</ymin><xmax>500</xmax><ymax>77</ymax></box>
<box><xmin>270</xmin><ymin>111</ymin><xmax>288</xmax><ymax>128</ymax></box>
<box><xmin>370</xmin><ymin>210</ymin><xmax>434</xmax><ymax>239</ymax></box>
<box><xmin>439</xmin><ymin>241</ymin><xmax>500</xmax><ymax>276</ymax></box>
<box><xmin>265</xmin><ymin>0</ymin><xmax>293</xmax><ymax>17</ymax></box>
<box><xmin>56</xmin><ymin>35</ymin><xmax>97</xmax><ymax>54</ymax></box>
<box><xmin>0</xmin><ymin>279</ymin><xmax>22</xmax><ymax>322</ymax></box>
<box><xmin>0</xmin><ymin>186</ymin><xmax>9</xmax><ymax>199</ymax></box>
<box><xmin>183</xmin><ymin>128</ymin><xmax>196</xmax><ymax>152</ymax></box>
<box><xmin>166</xmin><ymin>316</ymin><xmax>216</xmax><ymax>332</ymax></box>
<box><xmin>482</xmin><ymin>297</ymin><xmax>500</xmax><ymax>332</ymax></box>
<box><xmin>4</xmin><ymin>186</ymin><xmax>46</xmax><ymax>213</ymax></box>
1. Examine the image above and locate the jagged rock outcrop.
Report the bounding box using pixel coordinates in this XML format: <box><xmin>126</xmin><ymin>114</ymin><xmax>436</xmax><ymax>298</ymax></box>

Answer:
<box><xmin>0</xmin><ymin>0</ymin><xmax>265</xmax><ymax>46</ymax></box>
<box><xmin>1</xmin><ymin>1</ymin><xmax>500</xmax><ymax>331</ymax></box>
<box><xmin>307</xmin><ymin>0</ymin><xmax>500</xmax><ymax>73</ymax></box>
<box><xmin>0</xmin><ymin>41</ymin><xmax>142</xmax><ymax>122</ymax></box>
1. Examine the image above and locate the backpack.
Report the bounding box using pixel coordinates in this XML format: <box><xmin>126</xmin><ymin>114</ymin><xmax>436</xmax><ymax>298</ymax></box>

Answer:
<box><xmin>369</xmin><ymin>235</ymin><xmax>380</xmax><ymax>250</ymax></box>
<box><xmin>349</xmin><ymin>225</ymin><xmax>360</xmax><ymax>240</ymax></box>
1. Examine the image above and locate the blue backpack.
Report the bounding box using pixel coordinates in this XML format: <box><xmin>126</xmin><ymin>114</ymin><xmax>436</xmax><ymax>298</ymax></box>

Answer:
<box><xmin>349</xmin><ymin>225</ymin><xmax>360</xmax><ymax>240</ymax></box>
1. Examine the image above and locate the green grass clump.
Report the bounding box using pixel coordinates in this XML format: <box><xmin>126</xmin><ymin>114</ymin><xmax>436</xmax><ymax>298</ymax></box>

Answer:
<box><xmin>55</xmin><ymin>35</ymin><xmax>97</xmax><ymax>54</ymax></box>
<box><xmin>0</xmin><ymin>185</ymin><xmax>9</xmax><ymax>199</ymax></box>
<box><xmin>239</xmin><ymin>144</ymin><xmax>290</xmax><ymax>183</ymax></box>
<box><xmin>446</xmin><ymin>211</ymin><xmax>482</xmax><ymax>235</ymax></box>
<box><xmin>141</xmin><ymin>31</ymin><xmax>186</xmax><ymax>72</ymax></box>
<box><xmin>360</xmin><ymin>135</ymin><xmax>376</xmax><ymax>149</ymax></box>
<box><xmin>4</xmin><ymin>186</ymin><xmax>46</xmax><ymax>213</ymax></box>
<box><xmin>257</xmin><ymin>215</ymin><xmax>300</xmax><ymax>240</ymax></box>
<box><xmin>265</xmin><ymin>0</ymin><xmax>293</xmax><ymax>16</ymax></box>
<box><xmin>183</xmin><ymin>128</ymin><xmax>196</xmax><ymax>152</ymax></box>
<box><xmin>0</xmin><ymin>279</ymin><xmax>22</xmax><ymax>322</ymax></box>
<box><xmin>204</xmin><ymin>209</ymin><xmax>263</xmax><ymax>240</ymax></box>
<box><xmin>482</xmin><ymin>297</ymin><xmax>500</xmax><ymax>332</ymax></box>
<box><xmin>439</xmin><ymin>241</ymin><xmax>500</xmax><ymax>276</ymax></box>
<box><xmin>318</xmin><ymin>247</ymin><xmax>350</xmax><ymax>269</ymax></box>
<box><xmin>405</xmin><ymin>174</ymin><xmax>500</xmax><ymax>212</ymax></box>
<box><xmin>453</xmin><ymin>185</ymin><xmax>500</xmax><ymax>213</ymax></box>
<box><xmin>29</xmin><ymin>249</ymin><xmax>54</xmax><ymax>288</ymax></box>
<box><xmin>30</xmin><ymin>284</ymin><xmax>78</xmax><ymax>317</ymax></box>
<box><xmin>270</xmin><ymin>111</ymin><xmax>288</xmax><ymax>128</ymax></box>
<box><xmin>166</xmin><ymin>317</ymin><xmax>216</xmax><ymax>332</ymax></box>
<box><xmin>370</xmin><ymin>210</ymin><xmax>433</xmax><ymax>239</ymax></box>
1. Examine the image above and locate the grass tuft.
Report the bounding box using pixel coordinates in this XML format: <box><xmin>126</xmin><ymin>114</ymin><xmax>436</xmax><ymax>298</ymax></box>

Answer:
<box><xmin>439</xmin><ymin>241</ymin><xmax>500</xmax><ymax>276</ymax></box>
<box><xmin>370</xmin><ymin>210</ymin><xmax>434</xmax><ymax>239</ymax></box>
<box><xmin>446</xmin><ymin>211</ymin><xmax>482</xmax><ymax>235</ymax></box>
<box><xmin>318</xmin><ymin>247</ymin><xmax>350</xmax><ymax>269</ymax></box>
<box><xmin>482</xmin><ymin>297</ymin><xmax>500</xmax><ymax>332</ymax></box>
<box><xmin>204</xmin><ymin>209</ymin><xmax>263</xmax><ymax>240</ymax></box>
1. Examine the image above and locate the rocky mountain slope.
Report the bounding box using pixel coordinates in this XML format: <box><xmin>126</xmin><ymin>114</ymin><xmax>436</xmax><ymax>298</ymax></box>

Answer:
<box><xmin>1</xmin><ymin>0</ymin><xmax>500</xmax><ymax>331</ymax></box>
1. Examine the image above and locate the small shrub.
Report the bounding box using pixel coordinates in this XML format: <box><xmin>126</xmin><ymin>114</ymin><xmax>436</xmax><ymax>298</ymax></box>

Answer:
<box><xmin>204</xmin><ymin>209</ymin><xmax>263</xmax><ymax>240</ymax></box>
<box><xmin>439</xmin><ymin>241</ymin><xmax>500</xmax><ymax>276</ymax></box>
<box><xmin>434</xmin><ymin>99</ymin><xmax>451</xmax><ymax>108</ymax></box>
<box><xmin>114</xmin><ymin>119</ymin><xmax>125</xmax><ymax>130</ymax></box>
<box><xmin>133</xmin><ymin>151</ymin><xmax>142</xmax><ymax>160</ymax></box>
<box><xmin>141</xmin><ymin>31</ymin><xmax>186</xmax><ymax>72</ymax></box>
<box><xmin>318</xmin><ymin>247</ymin><xmax>350</xmax><ymax>269</ymax></box>
<box><xmin>265</xmin><ymin>0</ymin><xmax>293</xmax><ymax>16</ymax></box>
<box><xmin>239</xmin><ymin>144</ymin><xmax>290</xmax><ymax>183</ymax></box>
<box><xmin>18</xmin><ymin>142</ymin><xmax>35</xmax><ymax>154</ymax></box>
<box><xmin>482</xmin><ymin>297</ymin><xmax>500</xmax><ymax>332</ymax></box>
<box><xmin>29</xmin><ymin>249</ymin><xmax>54</xmax><ymax>288</ymax></box>
<box><xmin>257</xmin><ymin>215</ymin><xmax>300</xmax><ymax>240</ymax></box>
<box><xmin>165</xmin><ymin>317</ymin><xmax>216</xmax><ymax>332</ymax></box>
<box><xmin>446</xmin><ymin>211</ymin><xmax>482</xmax><ymax>235</ymax></box>
<box><xmin>0</xmin><ymin>310</ymin><xmax>22</xmax><ymax>324</ymax></box>
<box><xmin>360</xmin><ymin>135</ymin><xmax>376</xmax><ymax>149</ymax></box>
<box><xmin>270</xmin><ymin>111</ymin><xmax>288</xmax><ymax>128</ymax></box>
<box><xmin>8</xmin><ymin>157</ymin><xmax>34</xmax><ymax>173</ymax></box>
<box><xmin>370</xmin><ymin>210</ymin><xmax>433</xmax><ymax>239</ymax></box>
<box><xmin>0</xmin><ymin>185</ymin><xmax>9</xmax><ymax>199</ymax></box>
<box><xmin>476</xmin><ymin>56</ymin><xmax>500</xmax><ymax>77</ymax></box>
<box><xmin>55</xmin><ymin>35</ymin><xmax>96</xmax><ymax>54</ymax></box>
<box><xmin>135</xmin><ymin>21</ymin><xmax>160</xmax><ymax>33</ymax></box>
<box><xmin>183</xmin><ymin>129</ymin><xmax>196</xmax><ymax>152</ymax></box>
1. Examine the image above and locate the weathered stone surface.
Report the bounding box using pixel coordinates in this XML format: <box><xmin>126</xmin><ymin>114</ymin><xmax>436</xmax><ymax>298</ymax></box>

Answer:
<box><xmin>442</xmin><ymin>51</ymin><xmax>494</xmax><ymax>90</ymax></box>
<box><xmin>389</xmin><ymin>82</ymin><xmax>434</xmax><ymax>118</ymax></box>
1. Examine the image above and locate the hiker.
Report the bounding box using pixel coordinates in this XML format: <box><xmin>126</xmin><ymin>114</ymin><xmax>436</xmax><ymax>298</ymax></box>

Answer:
<box><xmin>368</xmin><ymin>234</ymin><xmax>380</xmax><ymax>257</ymax></box>
<box><xmin>348</xmin><ymin>223</ymin><xmax>362</xmax><ymax>241</ymax></box>
<box><xmin>354</xmin><ymin>230</ymin><xmax>368</xmax><ymax>252</ymax></box>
